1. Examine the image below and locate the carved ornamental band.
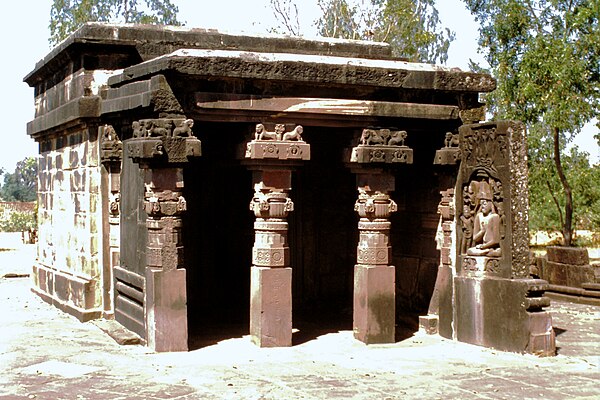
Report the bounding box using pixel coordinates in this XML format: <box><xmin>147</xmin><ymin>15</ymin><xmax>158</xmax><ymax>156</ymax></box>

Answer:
<box><xmin>127</xmin><ymin>118</ymin><xmax>201</xmax><ymax>164</ymax></box>
<box><xmin>351</xmin><ymin>128</ymin><xmax>413</xmax><ymax>164</ymax></box>
<box><xmin>245</xmin><ymin>124</ymin><xmax>310</xmax><ymax>160</ymax></box>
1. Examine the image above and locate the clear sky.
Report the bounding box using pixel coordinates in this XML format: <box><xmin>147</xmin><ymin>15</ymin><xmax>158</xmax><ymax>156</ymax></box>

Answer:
<box><xmin>1</xmin><ymin>0</ymin><xmax>598</xmax><ymax>175</ymax></box>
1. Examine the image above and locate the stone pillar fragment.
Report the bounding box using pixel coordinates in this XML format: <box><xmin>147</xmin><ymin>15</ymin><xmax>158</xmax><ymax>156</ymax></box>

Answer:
<box><xmin>244</xmin><ymin>123</ymin><xmax>309</xmax><ymax>347</ymax></box>
<box><xmin>126</xmin><ymin>117</ymin><xmax>201</xmax><ymax>352</ymax></box>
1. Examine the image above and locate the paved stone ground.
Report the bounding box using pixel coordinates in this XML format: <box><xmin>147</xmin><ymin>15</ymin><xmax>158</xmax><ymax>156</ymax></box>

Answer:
<box><xmin>0</xmin><ymin>245</ymin><xmax>599</xmax><ymax>400</ymax></box>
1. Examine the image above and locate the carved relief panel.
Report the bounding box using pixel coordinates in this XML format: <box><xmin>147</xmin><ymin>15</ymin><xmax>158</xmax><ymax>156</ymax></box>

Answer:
<box><xmin>457</xmin><ymin>121</ymin><xmax>528</xmax><ymax>278</ymax></box>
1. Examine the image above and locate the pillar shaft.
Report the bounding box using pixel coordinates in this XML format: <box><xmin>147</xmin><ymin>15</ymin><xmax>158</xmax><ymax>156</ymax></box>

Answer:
<box><xmin>126</xmin><ymin>117</ymin><xmax>201</xmax><ymax>352</ymax></box>
<box><xmin>100</xmin><ymin>125</ymin><xmax>123</xmax><ymax>318</ymax></box>
<box><xmin>244</xmin><ymin>123</ymin><xmax>310</xmax><ymax>348</ymax></box>
<box><xmin>143</xmin><ymin>167</ymin><xmax>188</xmax><ymax>351</ymax></box>
<box><xmin>249</xmin><ymin>171</ymin><xmax>293</xmax><ymax>347</ymax></box>
<box><xmin>353</xmin><ymin>176</ymin><xmax>397</xmax><ymax>344</ymax></box>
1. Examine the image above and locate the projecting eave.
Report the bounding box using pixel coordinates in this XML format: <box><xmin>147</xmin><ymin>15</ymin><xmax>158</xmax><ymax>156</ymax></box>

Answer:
<box><xmin>108</xmin><ymin>48</ymin><xmax>496</xmax><ymax>94</ymax></box>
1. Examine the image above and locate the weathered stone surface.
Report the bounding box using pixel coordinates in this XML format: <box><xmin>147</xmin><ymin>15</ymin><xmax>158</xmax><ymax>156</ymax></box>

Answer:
<box><xmin>34</xmin><ymin>128</ymin><xmax>104</xmax><ymax>321</ymax></box>
<box><xmin>457</xmin><ymin>121</ymin><xmax>529</xmax><ymax>278</ymax></box>
<box><xmin>32</xmin><ymin>264</ymin><xmax>102</xmax><ymax>322</ymax></box>
<box><xmin>111</xmin><ymin>49</ymin><xmax>496</xmax><ymax>94</ymax></box>
<box><xmin>194</xmin><ymin>94</ymin><xmax>460</xmax><ymax>120</ymax></box>
<box><xmin>24</xmin><ymin>22</ymin><xmax>522</xmax><ymax>357</ymax></box>
<box><xmin>145</xmin><ymin>268</ymin><xmax>188</xmax><ymax>352</ymax></box>
<box><xmin>546</xmin><ymin>246</ymin><xmax>590</xmax><ymax>265</ymax></box>
<box><xmin>245</xmin><ymin>140</ymin><xmax>310</xmax><ymax>161</ymax></box>
<box><xmin>250</xmin><ymin>267</ymin><xmax>292</xmax><ymax>347</ymax></box>
<box><xmin>25</xmin><ymin>23</ymin><xmax>393</xmax><ymax>88</ymax></box>
<box><xmin>454</xmin><ymin>276</ymin><xmax>555</xmax><ymax>355</ymax></box>
<box><xmin>544</xmin><ymin>261</ymin><xmax>596</xmax><ymax>288</ymax></box>
<box><xmin>102</xmin><ymin>74</ymin><xmax>184</xmax><ymax>116</ymax></box>
<box><xmin>349</xmin><ymin>168</ymin><xmax>399</xmax><ymax>345</ymax></box>
<box><xmin>353</xmin><ymin>265</ymin><xmax>395</xmax><ymax>344</ymax></box>
<box><xmin>91</xmin><ymin>319</ymin><xmax>142</xmax><ymax>345</ymax></box>
<box><xmin>244</xmin><ymin>127</ymin><xmax>309</xmax><ymax>347</ymax></box>
<box><xmin>27</xmin><ymin>96</ymin><xmax>101</xmax><ymax>138</ymax></box>
<box><xmin>418</xmin><ymin>315</ymin><xmax>439</xmax><ymax>335</ymax></box>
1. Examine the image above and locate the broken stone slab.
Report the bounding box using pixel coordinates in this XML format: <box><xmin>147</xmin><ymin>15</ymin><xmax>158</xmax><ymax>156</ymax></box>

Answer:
<box><xmin>418</xmin><ymin>315</ymin><xmax>439</xmax><ymax>335</ymax></box>
<box><xmin>91</xmin><ymin>319</ymin><xmax>142</xmax><ymax>345</ymax></box>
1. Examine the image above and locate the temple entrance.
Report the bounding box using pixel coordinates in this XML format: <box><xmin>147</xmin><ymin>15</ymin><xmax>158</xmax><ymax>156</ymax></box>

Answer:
<box><xmin>183</xmin><ymin>123</ymin><xmax>359</xmax><ymax>347</ymax></box>
<box><xmin>181</xmin><ymin>120</ymin><xmax>452</xmax><ymax>347</ymax></box>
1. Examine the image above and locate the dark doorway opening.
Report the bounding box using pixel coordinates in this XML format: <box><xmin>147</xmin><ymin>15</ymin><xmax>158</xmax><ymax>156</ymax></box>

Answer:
<box><xmin>182</xmin><ymin>121</ymin><xmax>446</xmax><ymax>348</ymax></box>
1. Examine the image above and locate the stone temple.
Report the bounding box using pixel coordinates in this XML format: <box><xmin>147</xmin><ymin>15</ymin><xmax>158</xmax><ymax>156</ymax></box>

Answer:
<box><xmin>24</xmin><ymin>23</ymin><xmax>555</xmax><ymax>355</ymax></box>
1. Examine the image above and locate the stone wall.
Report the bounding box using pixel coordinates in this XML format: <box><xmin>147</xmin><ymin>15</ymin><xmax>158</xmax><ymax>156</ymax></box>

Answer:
<box><xmin>32</xmin><ymin>129</ymin><xmax>104</xmax><ymax>321</ymax></box>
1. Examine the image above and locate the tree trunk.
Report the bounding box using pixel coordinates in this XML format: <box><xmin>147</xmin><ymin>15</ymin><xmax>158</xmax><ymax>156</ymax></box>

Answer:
<box><xmin>553</xmin><ymin>126</ymin><xmax>573</xmax><ymax>246</ymax></box>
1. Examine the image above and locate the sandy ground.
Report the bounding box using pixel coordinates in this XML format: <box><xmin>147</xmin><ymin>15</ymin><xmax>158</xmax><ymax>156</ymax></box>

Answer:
<box><xmin>0</xmin><ymin>240</ymin><xmax>598</xmax><ymax>399</ymax></box>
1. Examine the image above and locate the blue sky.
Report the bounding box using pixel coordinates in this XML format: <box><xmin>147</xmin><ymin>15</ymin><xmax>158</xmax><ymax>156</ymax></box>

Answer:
<box><xmin>1</xmin><ymin>0</ymin><xmax>597</xmax><ymax>174</ymax></box>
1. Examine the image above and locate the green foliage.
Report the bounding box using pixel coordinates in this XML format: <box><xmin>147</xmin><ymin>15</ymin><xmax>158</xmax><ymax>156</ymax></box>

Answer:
<box><xmin>464</xmin><ymin>0</ymin><xmax>600</xmax><ymax>245</ymax></box>
<box><xmin>0</xmin><ymin>158</ymin><xmax>37</xmax><ymax>202</ymax></box>
<box><xmin>49</xmin><ymin>0</ymin><xmax>181</xmax><ymax>45</ymax></box>
<box><xmin>271</xmin><ymin>0</ymin><xmax>455</xmax><ymax>63</ymax></box>
<box><xmin>528</xmin><ymin>124</ymin><xmax>600</xmax><ymax>232</ymax></box>
<box><xmin>0</xmin><ymin>211</ymin><xmax>37</xmax><ymax>233</ymax></box>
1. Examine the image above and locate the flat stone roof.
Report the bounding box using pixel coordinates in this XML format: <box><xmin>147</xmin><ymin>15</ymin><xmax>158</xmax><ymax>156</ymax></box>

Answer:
<box><xmin>24</xmin><ymin>22</ymin><xmax>394</xmax><ymax>86</ymax></box>
<box><xmin>108</xmin><ymin>48</ymin><xmax>495</xmax><ymax>93</ymax></box>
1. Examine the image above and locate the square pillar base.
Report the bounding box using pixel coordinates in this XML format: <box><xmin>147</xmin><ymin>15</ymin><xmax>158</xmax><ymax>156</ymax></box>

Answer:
<box><xmin>419</xmin><ymin>315</ymin><xmax>439</xmax><ymax>335</ymax></box>
<box><xmin>353</xmin><ymin>264</ymin><xmax>395</xmax><ymax>344</ymax></box>
<box><xmin>145</xmin><ymin>268</ymin><xmax>188</xmax><ymax>352</ymax></box>
<box><xmin>250</xmin><ymin>267</ymin><xmax>292</xmax><ymax>347</ymax></box>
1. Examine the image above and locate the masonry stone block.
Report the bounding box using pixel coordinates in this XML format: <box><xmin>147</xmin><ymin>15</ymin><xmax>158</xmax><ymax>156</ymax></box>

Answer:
<box><xmin>250</xmin><ymin>267</ymin><xmax>292</xmax><ymax>347</ymax></box>
<box><xmin>145</xmin><ymin>268</ymin><xmax>188</xmax><ymax>352</ymax></box>
<box><xmin>546</xmin><ymin>246</ymin><xmax>589</xmax><ymax>265</ymax></box>
<box><xmin>455</xmin><ymin>276</ymin><xmax>555</xmax><ymax>355</ymax></box>
<box><xmin>353</xmin><ymin>264</ymin><xmax>395</xmax><ymax>344</ymax></box>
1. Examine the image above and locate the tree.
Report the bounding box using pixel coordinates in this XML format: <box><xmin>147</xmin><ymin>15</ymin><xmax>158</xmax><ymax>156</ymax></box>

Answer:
<box><xmin>0</xmin><ymin>157</ymin><xmax>38</xmax><ymax>202</ymax></box>
<box><xmin>528</xmin><ymin>124</ymin><xmax>600</xmax><ymax>236</ymax></box>
<box><xmin>270</xmin><ymin>0</ymin><xmax>455</xmax><ymax>63</ymax></box>
<box><xmin>464</xmin><ymin>0</ymin><xmax>600</xmax><ymax>246</ymax></box>
<box><xmin>270</xmin><ymin>0</ymin><xmax>302</xmax><ymax>36</ymax></box>
<box><xmin>49</xmin><ymin>0</ymin><xmax>181</xmax><ymax>45</ymax></box>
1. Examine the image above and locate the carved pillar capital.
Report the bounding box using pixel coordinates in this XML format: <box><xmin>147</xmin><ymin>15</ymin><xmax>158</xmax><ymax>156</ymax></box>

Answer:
<box><xmin>434</xmin><ymin>132</ymin><xmax>461</xmax><ymax>166</ymax></box>
<box><xmin>126</xmin><ymin>118</ymin><xmax>201</xmax><ymax>166</ymax></box>
<box><xmin>250</xmin><ymin>190</ymin><xmax>294</xmax><ymax>219</ymax></box>
<box><xmin>100</xmin><ymin>125</ymin><xmax>123</xmax><ymax>165</ymax></box>
<box><xmin>350</xmin><ymin>128</ymin><xmax>413</xmax><ymax>164</ymax></box>
<box><xmin>354</xmin><ymin>188</ymin><xmax>397</xmax><ymax>220</ymax></box>
<box><xmin>245</xmin><ymin>123</ymin><xmax>310</xmax><ymax>161</ymax></box>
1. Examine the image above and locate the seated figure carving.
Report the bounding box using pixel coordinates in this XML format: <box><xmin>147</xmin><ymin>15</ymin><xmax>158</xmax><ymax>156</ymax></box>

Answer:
<box><xmin>467</xmin><ymin>193</ymin><xmax>502</xmax><ymax>257</ymax></box>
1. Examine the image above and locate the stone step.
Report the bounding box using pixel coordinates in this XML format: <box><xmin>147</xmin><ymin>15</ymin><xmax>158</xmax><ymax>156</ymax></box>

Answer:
<box><xmin>547</xmin><ymin>284</ymin><xmax>600</xmax><ymax>298</ymax></box>
<box><xmin>581</xmin><ymin>282</ymin><xmax>600</xmax><ymax>291</ymax></box>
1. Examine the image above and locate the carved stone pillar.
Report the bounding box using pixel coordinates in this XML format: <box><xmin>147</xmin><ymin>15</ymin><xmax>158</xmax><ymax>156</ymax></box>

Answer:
<box><xmin>349</xmin><ymin>128</ymin><xmax>413</xmax><ymax>344</ymax></box>
<box><xmin>100</xmin><ymin>125</ymin><xmax>123</xmax><ymax>318</ymax></box>
<box><xmin>126</xmin><ymin>117</ymin><xmax>200</xmax><ymax>352</ymax></box>
<box><xmin>244</xmin><ymin>123</ymin><xmax>310</xmax><ymax>347</ymax></box>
